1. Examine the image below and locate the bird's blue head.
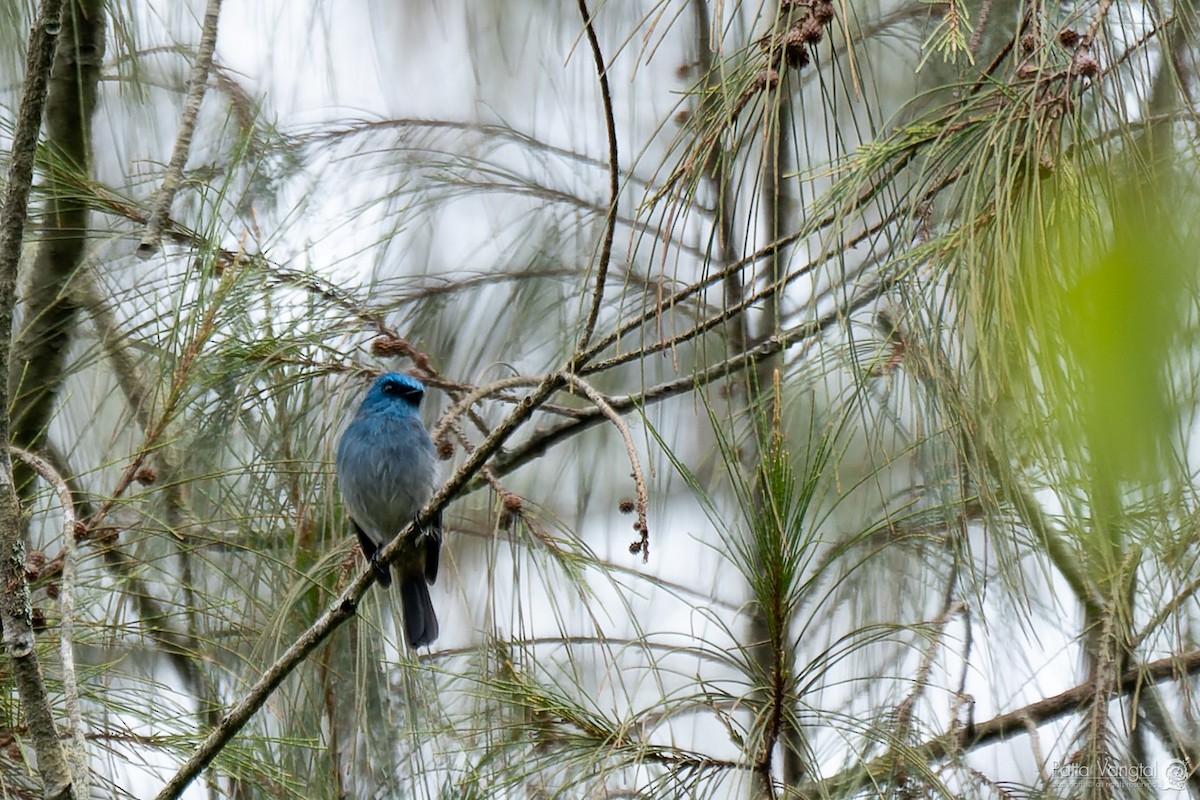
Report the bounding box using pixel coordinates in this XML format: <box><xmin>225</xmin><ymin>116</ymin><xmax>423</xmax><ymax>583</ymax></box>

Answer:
<box><xmin>359</xmin><ymin>372</ymin><xmax>426</xmax><ymax>416</ymax></box>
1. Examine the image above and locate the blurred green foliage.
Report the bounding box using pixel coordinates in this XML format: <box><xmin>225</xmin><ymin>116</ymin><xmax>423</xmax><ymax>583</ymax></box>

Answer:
<box><xmin>1004</xmin><ymin>165</ymin><xmax>1192</xmax><ymax>492</ymax></box>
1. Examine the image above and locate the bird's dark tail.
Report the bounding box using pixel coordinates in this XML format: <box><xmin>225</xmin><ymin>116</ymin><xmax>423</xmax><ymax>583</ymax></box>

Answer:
<box><xmin>399</xmin><ymin>574</ymin><xmax>439</xmax><ymax>648</ymax></box>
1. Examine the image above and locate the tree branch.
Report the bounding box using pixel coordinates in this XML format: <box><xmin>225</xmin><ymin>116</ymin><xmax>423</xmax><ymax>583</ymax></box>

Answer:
<box><xmin>572</xmin><ymin>0</ymin><xmax>621</xmax><ymax>354</ymax></box>
<box><xmin>796</xmin><ymin>648</ymin><xmax>1200</xmax><ymax>797</ymax></box>
<box><xmin>137</xmin><ymin>0</ymin><xmax>224</xmax><ymax>257</ymax></box>
<box><xmin>10</xmin><ymin>447</ymin><xmax>88</xmax><ymax>795</ymax></box>
<box><xmin>484</xmin><ymin>275</ymin><xmax>890</xmax><ymax>485</ymax></box>
<box><xmin>9</xmin><ymin>0</ymin><xmax>105</xmax><ymax>494</ymax></box>
<box><xmin>153</xmin><ymin>368</ymin><xmax>568</xmax><ymax>799</ymax></box>
<box><xmin>563</xmin><ymin>374</ymin><xmax>650</xmax><ymax>559</ymax></box>
<box><xmin>0</xmin><ymin>2</ymin><xmax>76</xmax><ymax>798</ymax></box>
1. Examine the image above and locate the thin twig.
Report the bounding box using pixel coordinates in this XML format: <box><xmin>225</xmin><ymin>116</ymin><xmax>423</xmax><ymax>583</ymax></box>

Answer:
<box><xmin>893</xmin><ymin>594</ymin><xmax>965</xmax><ymax>749</ymax></box>
<box><xmin>1080</xmin><ymin>0</ymin><xmax>1114</xmax><ymax>48</ymax></box>
<box><xmin>10</xmin><ymin>447</ymin><xmax>88</xmax><ymax>795</ymax></box>
<box><xmin>429</xmin><ymin>374</ymin><xmax>540</xmax><ymax>445</ymax></box>
<box><xmin>967</xmin><ymin>0</ymin><xmax>991</xmax><ymax>61</ymax></box>
<box><xmin>1130</xmin><ymin>568</ymin><xmax>1200</xmax><ymax>650</ymax></box>
<box><xmin>573</xmin><ymin>0</ymin><xmax>621</xmax><ymax>354</ymax></box>
<box><xmin>137</xmin><ymin>0</ymin><xmax>224</xmax><ymax>257</ymax></box>
<box><xmin>561</xmin><ymin>374</ymin><xmax>651</xmax><ymax>561</ymax></box>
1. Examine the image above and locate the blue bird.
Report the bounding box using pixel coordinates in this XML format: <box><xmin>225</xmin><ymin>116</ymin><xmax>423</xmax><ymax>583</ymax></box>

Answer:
<box><xmin>336</xmin><ymin>372</ymin><xmax>441</xmax><ymax>647</ymax></box>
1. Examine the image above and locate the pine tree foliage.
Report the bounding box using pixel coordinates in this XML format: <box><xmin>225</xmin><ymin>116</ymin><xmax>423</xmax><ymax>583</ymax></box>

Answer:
<box><xmin>0</xmin><ymin>0</ymin><xmax>1197</xmax><ymax>798</ymax></box>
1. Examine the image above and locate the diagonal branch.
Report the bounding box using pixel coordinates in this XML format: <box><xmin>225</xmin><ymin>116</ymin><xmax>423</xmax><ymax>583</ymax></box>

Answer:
<box><xmin>797</xmin><ymin>648</ymin><xmax>1200</xmax><ymax>797</ymax></box>
<box><xmin>152</xmin><ymin>368</ymin><xmax>568</xmax><ymax>799</ymax></box>
<box><xmin>137</xmin><ymin>0</ymin><xmax>224</xmax><ymax>257</ymax></box>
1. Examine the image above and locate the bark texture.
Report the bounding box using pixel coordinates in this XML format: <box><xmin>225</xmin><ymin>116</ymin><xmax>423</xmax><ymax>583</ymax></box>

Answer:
<box><xmin>9</xmin><ymin>0</ymin><xmax>106</xmax><ymax>492</ymax></box>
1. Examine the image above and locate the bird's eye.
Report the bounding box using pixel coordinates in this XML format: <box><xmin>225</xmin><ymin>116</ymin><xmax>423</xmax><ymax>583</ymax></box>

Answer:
<box><xmin>379</xmin><ymin>378</ymin><xmax>423</xmax><ymax>402</ymax></box>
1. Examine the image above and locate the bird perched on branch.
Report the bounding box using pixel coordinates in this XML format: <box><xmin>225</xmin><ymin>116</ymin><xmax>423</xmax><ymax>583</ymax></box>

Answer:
<box><xmin>336</xmin><ymin>372</ymin><xmax>441</xmax><ymax>647</ymax></box>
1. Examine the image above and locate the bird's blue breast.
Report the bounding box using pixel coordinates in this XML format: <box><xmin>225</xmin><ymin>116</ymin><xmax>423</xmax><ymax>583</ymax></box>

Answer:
<box><xmin>336</xmin><ymin>408</ymin><xmax>436</xmax><ymax>545</ymax></box>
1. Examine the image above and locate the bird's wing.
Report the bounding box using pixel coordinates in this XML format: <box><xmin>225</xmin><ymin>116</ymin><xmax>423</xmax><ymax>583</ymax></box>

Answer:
<box><xmin>423</xmin><ymin>509</ymin><xmax>442</xmax><ymax>584</ymax></box>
